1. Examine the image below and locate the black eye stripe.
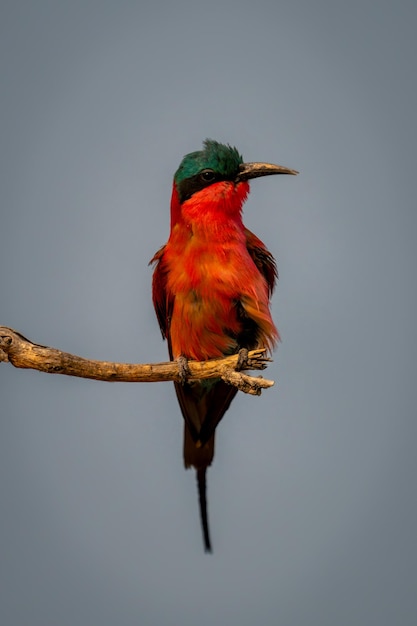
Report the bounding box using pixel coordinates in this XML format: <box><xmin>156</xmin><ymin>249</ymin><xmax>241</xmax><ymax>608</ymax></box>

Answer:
<box><xmin>177</xmin><ymin>170</ymin><xmax>226</xmax><ymax>202</ymax></box>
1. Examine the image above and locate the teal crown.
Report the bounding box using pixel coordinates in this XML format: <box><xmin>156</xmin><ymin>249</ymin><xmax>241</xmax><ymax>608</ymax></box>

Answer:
<box><xmin>174</xmin><ymin>139</ymin><xmax>243</xmax><ymax>184</ymax></box>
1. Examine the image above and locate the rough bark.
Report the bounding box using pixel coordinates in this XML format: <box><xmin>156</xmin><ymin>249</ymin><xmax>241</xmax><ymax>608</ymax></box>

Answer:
<box><xmin>0</xmin><ymin>326</ymin><xmax>274</xmax><ymax>395</ymax></box>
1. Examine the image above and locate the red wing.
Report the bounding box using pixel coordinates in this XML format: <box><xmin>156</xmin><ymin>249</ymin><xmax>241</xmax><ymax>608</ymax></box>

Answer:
<box><xmin>149</xmin><ymin>245</ymin><xmax>173</xmax><ymax>341</ymax></box>
<box><xmin>245</xmin><ymin>227</ymin><xmax>278</xmax><ymax>297</ymax></box>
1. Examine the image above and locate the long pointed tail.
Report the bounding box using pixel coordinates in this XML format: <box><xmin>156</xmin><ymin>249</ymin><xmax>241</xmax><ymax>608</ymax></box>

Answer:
<box><xmin>196</xmin><ymin>467</ymin><xmax>212</xmax><ymax>553</ymax></box>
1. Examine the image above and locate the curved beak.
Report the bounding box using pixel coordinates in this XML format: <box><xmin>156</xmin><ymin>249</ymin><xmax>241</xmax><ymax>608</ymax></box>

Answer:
<box><xmin>236</xmin><ymin>161</ymin><xmax>298</xmax><ymax>182</ymax></box>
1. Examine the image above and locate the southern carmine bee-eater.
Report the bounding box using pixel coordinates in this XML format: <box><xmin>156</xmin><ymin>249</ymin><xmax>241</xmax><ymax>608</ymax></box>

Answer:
<box><xmin>151</xmin><ymin>139</ymin><xmax>297</xmax><ymax>552</ymax></box>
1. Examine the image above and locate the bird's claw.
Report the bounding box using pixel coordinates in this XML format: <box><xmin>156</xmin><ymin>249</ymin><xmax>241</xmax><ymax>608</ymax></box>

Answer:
<box><xmin>236</xmin><ymin>348</ymin><xmax>249</xmax><ymax>371</ymax></box>
<box><xmin>177</xmin><ymin>355</ymin><xmax>191</xmax><ymax>384</ymax></box>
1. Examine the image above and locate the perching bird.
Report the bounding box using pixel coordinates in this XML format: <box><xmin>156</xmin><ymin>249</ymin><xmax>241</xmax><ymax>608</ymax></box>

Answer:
<box><xmin>150</xmin><ymin>139</ymin><xmax>297</xmax><ymax>551</ymax></box>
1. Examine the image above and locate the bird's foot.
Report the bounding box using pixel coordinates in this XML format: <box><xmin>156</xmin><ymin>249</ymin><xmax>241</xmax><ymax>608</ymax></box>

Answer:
<box><xmin>177</xmin><ymin>355</ymin><xmax>190</xmax><ymax>384</ymax></box>
<box><xmin>236</xmin><ymin>348</ymin><xmax>249</xmax><ymax>371</ymax></box>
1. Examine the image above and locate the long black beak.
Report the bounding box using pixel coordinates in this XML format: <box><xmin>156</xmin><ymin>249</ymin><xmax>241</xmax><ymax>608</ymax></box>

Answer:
<box><xmin>236</xmin><ymin>161</ymin><xmax>298</xmax><ymax>182</ymax></box>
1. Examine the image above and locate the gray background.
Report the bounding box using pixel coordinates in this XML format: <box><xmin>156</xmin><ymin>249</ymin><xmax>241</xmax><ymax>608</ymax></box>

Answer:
<box><xmin>1</xmin><ymin>1</ymin><xmax>416</xmax><ymax>624</ymax></box>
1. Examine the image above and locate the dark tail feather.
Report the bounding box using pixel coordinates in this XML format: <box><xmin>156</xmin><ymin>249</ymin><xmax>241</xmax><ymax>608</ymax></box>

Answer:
<box><xmin>197</xmin><ymin>467</ymin><xmax>212</xmax><ymax>553</ymax></box>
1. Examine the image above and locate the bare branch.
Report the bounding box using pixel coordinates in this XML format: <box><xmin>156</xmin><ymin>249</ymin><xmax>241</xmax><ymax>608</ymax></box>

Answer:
<box><xmin>0</xmin><ymin>326</ymin><xmax>274</xmax><ymax>394</ymax></box>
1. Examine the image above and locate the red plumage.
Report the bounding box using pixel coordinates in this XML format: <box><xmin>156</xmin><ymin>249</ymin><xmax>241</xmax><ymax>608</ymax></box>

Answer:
<box><xmin>151</xmin><ymin>180</ymin><xmax>277</xmax><ymax>550</ymax></box>
<box><xmin>150</xmin><ymin>140</ymin><xmax>296</xmax><ymax>551</ymax></box>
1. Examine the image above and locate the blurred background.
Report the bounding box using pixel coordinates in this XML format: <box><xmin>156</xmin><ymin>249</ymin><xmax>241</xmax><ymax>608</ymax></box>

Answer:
<box><xmin>1</xmin><ymin>1</ymin><xmax>416</xmax><ymax>624</ymax></box>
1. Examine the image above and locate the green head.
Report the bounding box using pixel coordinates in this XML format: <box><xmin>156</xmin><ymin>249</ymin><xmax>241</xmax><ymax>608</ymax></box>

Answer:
<box><xmin>174</xmin><ymin>139</ymin><xmax>243</xmax><ymax>202</ymax></box>
<box><xmin>174</xmin><ymin>139</ymin><xmax>298</xmax><ymax>203</ymax></box>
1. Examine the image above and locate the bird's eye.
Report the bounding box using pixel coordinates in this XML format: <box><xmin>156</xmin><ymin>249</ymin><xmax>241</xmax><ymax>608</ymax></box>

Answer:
<box><xmin>200</xmin><ymin>169</ymin><xmax>216</xmax><ymax>182</ymax></box>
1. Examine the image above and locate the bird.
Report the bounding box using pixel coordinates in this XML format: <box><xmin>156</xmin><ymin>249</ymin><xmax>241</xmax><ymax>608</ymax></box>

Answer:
<box><xmin>150</xmin><ymin>139</ymin><xmax>297</xmax><ymax>551</ymax></box>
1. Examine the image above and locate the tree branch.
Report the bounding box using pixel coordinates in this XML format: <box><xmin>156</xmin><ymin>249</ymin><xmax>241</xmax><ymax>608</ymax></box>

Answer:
<box><xmin>0</xmin><ymin>326</ymin><xmax>274</xmax><ymax>395</ymax></box>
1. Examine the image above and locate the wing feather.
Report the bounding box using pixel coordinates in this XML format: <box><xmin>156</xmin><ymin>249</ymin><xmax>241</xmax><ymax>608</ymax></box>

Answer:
<box><xmin>245</xmin><ymin>227</ymin><xmax>278</xmax><ymax>296</ymax></box>
<box><xmin>149</xmin><ymin>245</ymin><xmax>172</xmax><ymax>340</ymax></box>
